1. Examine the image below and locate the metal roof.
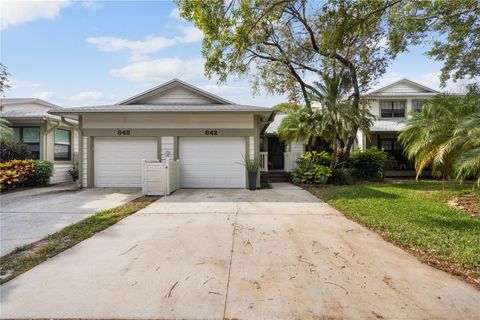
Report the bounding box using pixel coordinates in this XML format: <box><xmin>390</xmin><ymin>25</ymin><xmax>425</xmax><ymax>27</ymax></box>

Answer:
<box><xmin>50</xmin><ymin>104</ymin><xmax>272</xmax><ymax>114</ymax></box>
<box><xmin>0</xmin><ymin>98</ymin><xmax>62</xmax><ymax>109</ymax></box>
<box><xmin>370</xmin><ymin>120</ymin><xmax>406</xmax><ymax>132</ymax></box>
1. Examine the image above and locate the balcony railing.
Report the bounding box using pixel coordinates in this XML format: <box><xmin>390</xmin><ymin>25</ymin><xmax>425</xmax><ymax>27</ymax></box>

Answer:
<box><xmin>259</xmin><ymin>151</ymin><xmax>302</xmax><ymax>172</ymax></box>
<box><xmin>259</xmin><ymin>152</ymin><xmax>268</xmax><ymax>172</ymax></box>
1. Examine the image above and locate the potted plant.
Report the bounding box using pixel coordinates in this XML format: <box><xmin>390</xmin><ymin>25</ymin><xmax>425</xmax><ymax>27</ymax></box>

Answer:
<box><xmin>68</xmin><ymin>162</ymin><xmax>79</xmax><ymax>182</ymax></box>
<box><xmin>242</xmin><ymin>155</ymin><xmax>260</xmax><ymax>191</ymax></box>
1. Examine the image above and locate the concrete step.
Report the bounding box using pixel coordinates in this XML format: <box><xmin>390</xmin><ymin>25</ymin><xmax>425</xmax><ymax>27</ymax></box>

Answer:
<box><xmin>265</xmin><ymin>172</ymin><xmax>290</xmax><ymax>182</ymax></box>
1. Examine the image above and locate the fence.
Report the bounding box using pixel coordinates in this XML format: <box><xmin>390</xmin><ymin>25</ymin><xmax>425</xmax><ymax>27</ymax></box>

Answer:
<box><xmin>142</xmin><ymin>159</ymin><xmax>180</xmax><ymax>196</ymax></box>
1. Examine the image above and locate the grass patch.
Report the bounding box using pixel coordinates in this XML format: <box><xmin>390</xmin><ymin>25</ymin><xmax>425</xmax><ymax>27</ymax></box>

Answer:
<box><xmin>0</xmin><ymin>196</ymin><xmax>159</xmax><ymax>284</ymax></box>
<box><xmin>303</xmin><ymin>180</ymin><xmax>480</xmax><ymax>288</ymax></box>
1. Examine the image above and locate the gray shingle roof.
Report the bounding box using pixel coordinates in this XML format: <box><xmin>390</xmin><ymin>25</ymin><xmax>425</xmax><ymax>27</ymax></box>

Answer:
<box><xmin>50</xmin><ymin>104</ymin><xmax>272</xmax><ymax>114</ymax></box>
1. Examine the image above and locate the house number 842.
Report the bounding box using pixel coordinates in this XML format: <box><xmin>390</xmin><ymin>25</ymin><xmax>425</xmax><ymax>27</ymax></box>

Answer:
<box><xmin>205</xmin><ymin>130</ymin><xmax>218</xmax><ymax>136</ymax></box>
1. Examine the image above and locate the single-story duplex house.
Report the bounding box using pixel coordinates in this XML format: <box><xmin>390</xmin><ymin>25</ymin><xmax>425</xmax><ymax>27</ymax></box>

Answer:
<box><xmin>1</xmin><ymin>98</ymin><xmax>79</xmax><ymax>183</ymax></box>
<box><xmin>51</xmin><ymin>79</ymin><xmax>274</xmax><ymax>189</ymax></box>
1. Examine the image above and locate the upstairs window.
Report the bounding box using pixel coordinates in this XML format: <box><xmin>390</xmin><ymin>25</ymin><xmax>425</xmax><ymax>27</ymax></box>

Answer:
<box><xmin>380</xmin><ymin>101</ymin><xmax>406</xmax><ymax>118</ymax></box>
<box><xmin>412</xmin><ymin>100</ymin><xmax>425</xmax><ymax>112</ymax></box>
<box><xmin>379</xmin><ymin>138</ymin><xmax>403</xmax><ymax>152</ymax></box>
<box><xmin>54</xmin><ymin>128</ymin><xmax>71</xmax><ymax>161</ymax></box>
<box><xmin>11</xmin><ymin>127</ymin><xmax>40</xmax><ymax>159</ymax></box>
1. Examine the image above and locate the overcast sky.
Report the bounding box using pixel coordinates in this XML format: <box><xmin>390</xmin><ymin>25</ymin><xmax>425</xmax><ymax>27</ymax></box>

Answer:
<box><xmin>1</xmin><ymin>0</ymin><xmax>473</xmax><ymax>108</ymax></box>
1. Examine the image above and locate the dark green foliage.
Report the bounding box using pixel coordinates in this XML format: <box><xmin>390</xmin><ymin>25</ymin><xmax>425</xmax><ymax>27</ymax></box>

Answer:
<box><xmin>292</xmin><ymin>151</ymin><xmax>333</xmax><ymax>184</ymax></box>
<box><xmin>330</xmin><ymin>168</ymin><xmax>355</xmax><ymax>185</ymax></box>
<box><xmin>0</xmin><ymin>137</ymin><xmax>32</xmax><ymax>161</ymax></box>
<box><xmin>292</xmin><ymin>164</ymin><xmax>332</xmax><ymax>184</ymax></box>
<box><xmin>32</xmin><ymin>161</ymin><xmax>53</xmax><ymax>186</ymax></box>
<box><xmin>350</xmin><ymin>147</ymin><xmax>389</xmax><ymax>181</ymax></box>
<box><xmin>260</xmin><ymin>173</ymin><xmax>271</xmax><ymax>189</ymax></box>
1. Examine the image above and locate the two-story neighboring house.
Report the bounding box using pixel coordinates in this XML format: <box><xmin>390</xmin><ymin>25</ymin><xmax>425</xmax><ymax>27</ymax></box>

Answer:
<box><xmin>0</xmin><ymin>98</ymin><xmax>79</xmax><ymax>183</ymax></box>
<box><xmin>260</xmin><ymin>78</ymin><xmax>442</xmax><ymax>178</ymax></box>
<box><xmin>356</xmin><ymin>78</ymin><xmax>440</xmax><ymax>176</ymax></box>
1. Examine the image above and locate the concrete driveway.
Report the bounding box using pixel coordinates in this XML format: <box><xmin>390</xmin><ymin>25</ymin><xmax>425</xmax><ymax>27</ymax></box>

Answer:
<box><xmin>1</xmin><ymin>183</ymin><xmax>479</xmax><ymax>319</ymax></box>
<box><xmin>0</xmin><ymin>184</ymin><xmax>141</xmax><ymax>255</ymax></box>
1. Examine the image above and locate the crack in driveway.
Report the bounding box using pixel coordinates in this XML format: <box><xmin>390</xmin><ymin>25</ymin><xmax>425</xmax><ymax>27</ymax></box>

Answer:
<box><xmin>222</xmin><ymin>206</ymin><xmax>239</xmax><ymax>319</ymax></box>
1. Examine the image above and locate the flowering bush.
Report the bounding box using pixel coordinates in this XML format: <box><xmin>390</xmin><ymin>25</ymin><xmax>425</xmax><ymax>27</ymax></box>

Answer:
<box><xmin>0</xmin><ymin>160</ymin><xmax>36</xmax><ymax>191</ymax></box>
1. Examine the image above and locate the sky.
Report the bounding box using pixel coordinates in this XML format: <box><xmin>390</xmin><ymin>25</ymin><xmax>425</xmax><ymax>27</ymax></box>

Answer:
<box><xmin>0</xmin><ymin>0</ymin><xmax>473</xmax><ymax>108</ymax></box>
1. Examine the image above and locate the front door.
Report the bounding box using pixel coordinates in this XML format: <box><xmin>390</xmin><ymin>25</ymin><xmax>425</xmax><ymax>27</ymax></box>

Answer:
<box><xmin>268</xmin><ymin>137</ymin><xmax>285</xmax><ymax>170</ymax></box>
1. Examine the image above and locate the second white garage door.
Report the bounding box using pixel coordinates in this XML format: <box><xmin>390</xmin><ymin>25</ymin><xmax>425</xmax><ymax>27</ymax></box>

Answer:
<box><xmin>179</xmin><ymin>137</ymin><xmax>246</xmax><ymax>188</ymax></box>
<box><xmin>94</xmin><ymin>137</ymin><xmax>157</xmax><ymax>187</ymax></box>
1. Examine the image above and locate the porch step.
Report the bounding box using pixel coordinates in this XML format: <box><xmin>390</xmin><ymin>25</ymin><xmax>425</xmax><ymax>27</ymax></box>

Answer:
<box><xmin>266</xmin><ymin>171</ymin><xmax>290</xmax><ymax>182</ymax></box>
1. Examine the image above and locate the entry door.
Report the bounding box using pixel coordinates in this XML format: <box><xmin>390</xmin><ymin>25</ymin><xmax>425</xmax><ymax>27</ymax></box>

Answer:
<box><xmin>268</xmin><ymin>137</ymin><xmax>285</xmax><ymax>170</ymax></box>
<box><xmin>179</xmin><ymin>137</ymin><xmax>245</xmax><ymax>188</ymax></box>
<box><xmin>94</xmin><ymin>137</ymin><xmax>157</xmax><ymax>187</ymax></box>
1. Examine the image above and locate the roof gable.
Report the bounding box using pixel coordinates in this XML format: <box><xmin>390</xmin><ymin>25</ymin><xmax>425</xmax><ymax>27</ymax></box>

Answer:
<box><xmin>118</xmin><ymin>79</ymin><xmax>234</xmax><ymax>105</ymax></box>
<box><xmin>369</xmin><ymin>79</ymin><xmax>439</xmax><ymax>95</ymax></box>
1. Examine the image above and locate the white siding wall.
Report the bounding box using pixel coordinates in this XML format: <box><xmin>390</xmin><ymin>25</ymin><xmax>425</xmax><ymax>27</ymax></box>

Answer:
<box><xmin>73</xmin><ymin>130</ymin><xmax>79</xmax><ymax>160</ymax></box>
<box><xmin>369</xmin><ymin>100</ymin><xmax>380</xmax><ymax>118</ymax></box>
<box><xmin>249</xmin><ymin>136</ymin><xmax>254</xmax><ymax>159</ymax></box>
<box><xmin>289</xmin><ymin>140</ymin><xmax>304</xmax><ymax>154</ymax></box>
<box><xmin>83</xmin><ymin>114</ymin><xmax>254</xmax><ymax>129</ymax></box>
<box><xmin>284</xmin><ymin>140</ymin><xmax>304</xmax><ymax>172</ymax></box>
<box><xmin>82</xmin><ymin>136</ymin><xmax>88</xmax><ymax>187</ymax></box>
<box><xmin>51</xmin><ymin>164</ymin><xmax>71</xmax><ymax>184</ymax></box>
<box><xmin>382</xmin><ymin>83</ymin><xmax>426</xmax><ymax>93</ymax></box>
<box><xmin>161</xmin><ymin>136</ymin><xmax>174</xmax><ymax>160</ymax></box>
<box><xmin>136</xmin><ymin>86</ymin><xmax>217</xmax><ymax>104</ymax></box>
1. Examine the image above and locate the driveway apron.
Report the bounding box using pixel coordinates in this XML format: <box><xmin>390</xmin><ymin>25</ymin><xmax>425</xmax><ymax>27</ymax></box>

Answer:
<box><xmin>0</xmin><ymin>183</ymin><xmax>479</xmax><ymax>319</ymax></box>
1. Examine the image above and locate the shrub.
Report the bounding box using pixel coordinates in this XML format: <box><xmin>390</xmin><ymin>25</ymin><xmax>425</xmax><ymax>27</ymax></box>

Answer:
<box><xmin>292</xmin><ymin>163</ymin><xmax>332</xmax><ymax>184</ymax></box>
<box><xmin>68</xmin><ymin>162</ymin><xmax>79</xmax><ymax>181</ymax></box>
<box><xmin>0</xmin><ymin>138</ymin><xmax>32</xmax><ymax>161</ymax></box>
<box><xmin>242</xmin><ymin>154</ymin><xmax>260</xmax><ymax>173</ymax></box>
<box><xmin>260</xmin><ymin>173</ymin><xmax>271</xmax><ymax>189</ymax></box>
<box><xmin>297</xmin><ymin>151</ymin><xmax>332</xmax><ymax>167</ymax></box>
<box><xmin>330</xmin><ymin>168</ymin><xmax>355</xmax><ymax>185</ymax></box>
<box><xmin>32</xmin><ymin>161</ymin><xmax>54</xmax><ymax>186</ymax></box>
<box><xmin>350</xmin><ymin>147</ymin><xmax>389</xmax><ymax>181</ymax></box>
<box><xmin>0</xmin><ymin>160</ymin><xmax>36</xmax><ymax>191</ymax></box>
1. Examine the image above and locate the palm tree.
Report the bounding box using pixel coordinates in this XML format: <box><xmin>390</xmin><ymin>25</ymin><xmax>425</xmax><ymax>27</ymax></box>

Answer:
<box><xmin>454</xmin><ymin>112</ymin><xmax>480</xmax><ymax>187</ymax></box>
<box><xmin>276</xmin><ymin>73</ymin><xmax>373</xmax><ymax>168</ymax></box>
<box><xmin>399</xmin><ymin>86</ymin><xmax>480</xmax><ymax>187</ymax></box>
<box><xmin>275</xmin><ymin>102</ymin><xmax>327</xmax><ymax>148</ymax></box>
<box><xmin>0</xmin><ymin>118</ymin><xmax>13</xmax><ymax>138</ymax></box>
<box><xmin>308</xmin><ymin>73</ymin><xmax>373</xmax><ymax>167</ymax></box>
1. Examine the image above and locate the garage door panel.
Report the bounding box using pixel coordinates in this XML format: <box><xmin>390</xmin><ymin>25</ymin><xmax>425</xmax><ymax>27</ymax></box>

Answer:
<box><xmin>179</xmin><ymin>137</ymin><xmax>245</xmax><ymax>188</ymax></box>
<box><xmin>94</xmin><ymin>138</ymin><xmax>157</xmax><ymax>187</ymax></box>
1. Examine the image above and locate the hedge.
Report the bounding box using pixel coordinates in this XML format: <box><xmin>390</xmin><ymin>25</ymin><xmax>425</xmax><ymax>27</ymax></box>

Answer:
<box><xmin>0</xmin><ymin>160</ymin><xmax>36</xmax><ymax>191</ymax></box>
<box><xmin>0</xmin><ymin>160</ymin><xmax>54</xmax><ymax>191</ymax></box>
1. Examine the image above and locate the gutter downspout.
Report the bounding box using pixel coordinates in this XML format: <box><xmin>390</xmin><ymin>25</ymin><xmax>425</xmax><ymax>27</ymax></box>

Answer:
<box><xmin>45</xmin><ymin>118</ymin><xmax>61</xmax><ymax>134</ymax></box>
<box><xmin>60</xmin><ymin>116</ymin><xmax>79</xmax><ymax>130</ymax></box>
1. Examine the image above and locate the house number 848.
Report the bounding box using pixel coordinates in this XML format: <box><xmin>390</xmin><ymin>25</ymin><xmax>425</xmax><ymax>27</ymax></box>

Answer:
<box><xmin>205</xmin><ymin>130</ymin><xmax>218</xmax><ymax>135</ymax></box>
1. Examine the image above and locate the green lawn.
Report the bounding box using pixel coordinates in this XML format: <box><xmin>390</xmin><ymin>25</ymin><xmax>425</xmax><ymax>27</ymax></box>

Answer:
<box><xmin>303</xmin><ymin>181</ymin><xmax>480</xmax><ymax>286</ymax></box>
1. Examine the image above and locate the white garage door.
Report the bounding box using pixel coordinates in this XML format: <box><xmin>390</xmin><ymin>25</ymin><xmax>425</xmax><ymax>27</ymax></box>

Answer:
<box><xmin>179</xmin><ymin>137</ymin><xmax>245</xmax><ymax>188</ymax></box>
<box><xmin>94</xmin><ymin>137</ymin><xmax>157</xmax><ymax>187</ymax></box>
